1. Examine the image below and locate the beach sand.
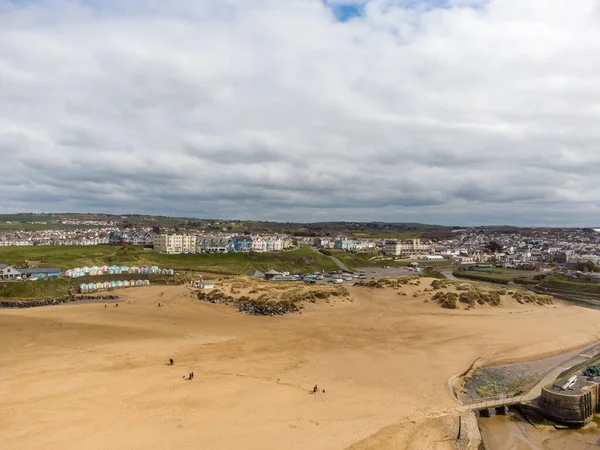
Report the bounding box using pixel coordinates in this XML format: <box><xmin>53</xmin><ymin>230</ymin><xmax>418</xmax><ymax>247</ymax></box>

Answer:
<box><xmin>1</xmin><ymin>279</ymin><xmax>599</xmax><ymax>449</ymax></box>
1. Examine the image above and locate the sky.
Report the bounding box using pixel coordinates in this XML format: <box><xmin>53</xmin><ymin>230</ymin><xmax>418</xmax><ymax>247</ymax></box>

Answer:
<box><xmin>1</xmin><ymin>0</ymin><xmax>600</xmax><ymax>226</ymax></box>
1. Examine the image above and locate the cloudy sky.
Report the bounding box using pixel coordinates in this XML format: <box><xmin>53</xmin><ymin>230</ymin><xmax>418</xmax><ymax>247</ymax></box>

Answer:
<box><xmin>1</xmin><ymin>0</ymin><xmax>600</xmax><ymax>226</ymax></box>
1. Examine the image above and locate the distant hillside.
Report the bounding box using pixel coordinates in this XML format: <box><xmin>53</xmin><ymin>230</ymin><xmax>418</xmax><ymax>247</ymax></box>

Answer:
<box><xmin>0</xmin><ymin>213</ymin><xmax>455</xmax><ymax>237</ymax></box>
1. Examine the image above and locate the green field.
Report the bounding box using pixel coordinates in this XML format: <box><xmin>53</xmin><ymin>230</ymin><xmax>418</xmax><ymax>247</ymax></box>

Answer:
<box><xmin>452</xmin><ymin>269</ymin><xmax>539</xmax><ymax>285</ymax></box>
<box><xmin>538</xmin><ymin>277</ymin><xmax>600</xmax><ymax>295</ymax></box>
<box><xmin>0</xmin><ymin>245</ymin><xmax>338</xmax><ymax>275</ymax></box>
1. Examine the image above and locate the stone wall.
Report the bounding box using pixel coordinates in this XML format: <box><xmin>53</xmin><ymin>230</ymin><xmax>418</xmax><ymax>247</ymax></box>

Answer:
<box><xmin>540</xmin><ymin>384</ymin><xmax>598</xmax><ymax>427</ymax></box>
<box><xmin>0</xmin><ymin>295</ymin><xmax>120</xmax><ymax>308</ymax></box>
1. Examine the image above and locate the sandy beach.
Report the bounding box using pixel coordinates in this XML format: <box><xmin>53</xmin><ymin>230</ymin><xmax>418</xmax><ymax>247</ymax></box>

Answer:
<box><xmin>2</xmin><ymin>278</ymin><xmax>600</xmax><ymax>449</ymax></box>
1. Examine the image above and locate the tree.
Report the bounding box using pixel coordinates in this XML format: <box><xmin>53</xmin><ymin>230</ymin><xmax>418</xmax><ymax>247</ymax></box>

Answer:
<box><xmin>485</xmin><ymin>241</ymin><xmax>503</xmax><ymax>253</ymax></box>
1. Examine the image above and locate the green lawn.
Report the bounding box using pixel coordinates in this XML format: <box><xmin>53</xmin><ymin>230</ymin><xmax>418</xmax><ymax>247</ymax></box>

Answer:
<box><xmin>0</xmin><ymin>245</ymin><xmax>338</xmax><ymax>275</ymax></box>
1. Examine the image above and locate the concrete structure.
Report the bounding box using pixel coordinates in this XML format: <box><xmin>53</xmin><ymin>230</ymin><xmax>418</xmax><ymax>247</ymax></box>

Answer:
<box><xmin>154</xmin><ymin>234</ymin><xmax>197</xmax><ymax>254</ymax></box>
<box><xmin>539</xmin><ymin>369</ymin><xmax>600</xmax><ymax>427</ymax></box>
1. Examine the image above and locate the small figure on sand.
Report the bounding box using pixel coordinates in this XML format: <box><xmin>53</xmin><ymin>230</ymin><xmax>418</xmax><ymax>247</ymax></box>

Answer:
<box><xmin>104</xmin><ymin>304</ymin><xmax>107</xmax><ymax>308</ymax></box>
<box><xmin>115</xmin><ymin>303</ymin><xmax>119</xmax><ymax>307</ymax></box>
<box><xmin>169</xmin><ymin>358</ymin><xmax>174</xmax><ymax>365</ymax></box>
<box><xmin>322</xmin><ymin>389</ymin><xmax>325</xmax><ymax>394</ymax></box>
<box><xmin>187</xmin><ymin>372</ymin><xmax>194</xmax><ymax>380</ymax></box>
<box><xmin>313</xmin><ymin>384</ymin><xmax>318</xmax><ymax>393</ymax></box>
<box><xmin>158</xmin><ymin>302</ymin><xmax>162</xmax><ymax>307</ymax></box>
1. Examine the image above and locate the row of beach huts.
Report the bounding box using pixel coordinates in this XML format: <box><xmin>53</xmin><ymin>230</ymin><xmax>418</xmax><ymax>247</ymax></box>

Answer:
<box><xmin>66</xmin><ymin>265</ymin><xmax>173</xmax><ymax>277</ymax></box>
<box><xmin>80</xmin><ymin>279</ymin><xmax>151</xmax><ymax>292</ymax></box>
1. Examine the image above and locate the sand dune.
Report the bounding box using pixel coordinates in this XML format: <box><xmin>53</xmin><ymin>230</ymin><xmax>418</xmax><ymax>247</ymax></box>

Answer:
<box><xmin>1</xmin><ymin>279</ymin><xmax>599</xmax><ymax>449</ymax></box>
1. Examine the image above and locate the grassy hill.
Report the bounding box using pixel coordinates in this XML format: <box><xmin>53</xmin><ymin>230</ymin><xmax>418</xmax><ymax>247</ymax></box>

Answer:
<box><xmin>0</xmin><ymin>278</ymin><xmax>72</xmax><ymax>299</ymax></box>
<box><xmin>0</xmin><ymin>246</ymin><xmax>338</xmax><ymax>275</ymax></box>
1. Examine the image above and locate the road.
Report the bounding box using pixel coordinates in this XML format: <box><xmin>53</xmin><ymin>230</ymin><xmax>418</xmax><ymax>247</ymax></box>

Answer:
<box><xmin>308</xmin><ymin>246</ymin><xmax>353</xmax><ymax>272</ymax></box>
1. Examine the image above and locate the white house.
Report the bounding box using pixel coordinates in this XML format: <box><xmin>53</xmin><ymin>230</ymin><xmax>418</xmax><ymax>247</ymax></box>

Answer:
<box><xmin>251</xmin><ymin>236</ymin><xmax>267</xmax><ymax>252</ymax></box>
<box><xmin>0</xmin><ymin>264</ymin><xmax>21</xmax><ymax>280</ymax></box>
<box><xmin>265</xmin><ymin>237</ymin><xmax>283</xmax><ymax>252</ymax></box>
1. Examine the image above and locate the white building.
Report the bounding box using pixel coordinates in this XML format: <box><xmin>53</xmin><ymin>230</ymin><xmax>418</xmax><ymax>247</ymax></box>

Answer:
<box><xmin>265</xmin><ymin>237</ymin><xmax>283</xmax><ymax>252</ymax></box>
<box><xmin>383</xmin><ymin>239</ymin><xmax>431</xmax><ymax>256</ymax></box>
<box><xmin>154</xmin><ymin>234</ymin><xmax>197</xmax><ymax>254</ymax></box>
<box><xmin>251</xmin><ymin>236</ymin><xmax>267</xmax><ymax>252</ymax></box>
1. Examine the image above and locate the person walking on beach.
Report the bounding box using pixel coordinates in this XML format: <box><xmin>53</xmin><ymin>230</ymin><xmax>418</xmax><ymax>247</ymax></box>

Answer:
<box><xmin>313</xmin><ymin>384</ymin><xmax>318</xmax><ymax>393</ymax></box>
<box><xmin>169</xmin><ymin>358</ymin><xmax>174</xmax><ymax>365</ymax></box>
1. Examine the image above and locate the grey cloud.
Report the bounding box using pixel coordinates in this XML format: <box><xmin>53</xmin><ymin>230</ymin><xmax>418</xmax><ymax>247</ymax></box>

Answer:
<box><xmin>1</xmin><ymin>0</ymin><xmax>600</xmax><ymax>225</ymax></box>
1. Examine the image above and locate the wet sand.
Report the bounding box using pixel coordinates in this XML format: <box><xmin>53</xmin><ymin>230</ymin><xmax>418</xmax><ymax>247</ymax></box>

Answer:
<box><xmin>2</xmin><ymin>280</ymin><xmax>600</xmax><ymax>449</ymax></box>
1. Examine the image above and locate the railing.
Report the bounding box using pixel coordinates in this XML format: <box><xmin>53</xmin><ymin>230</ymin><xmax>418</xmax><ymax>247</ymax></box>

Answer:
<box><xmin>462</xmin><ymin>395</ymin><xmax>525</xmax><ymax>410</ymax></box>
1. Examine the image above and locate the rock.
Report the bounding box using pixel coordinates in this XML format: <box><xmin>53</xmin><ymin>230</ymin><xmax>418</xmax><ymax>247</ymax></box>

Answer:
<box><xmin>0</xmin><ymin>295</ymin><xmax>121</xmax><ymax>309</ymax></box>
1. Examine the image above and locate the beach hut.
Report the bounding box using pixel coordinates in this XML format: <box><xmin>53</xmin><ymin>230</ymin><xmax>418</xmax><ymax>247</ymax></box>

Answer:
<box><xmin>103</xmin><ymin>282</ymin><xmax>110</xmax><ymax>290</ymax></box>
<box><xmin>95</xmin><ymin>283</ymin><xmax>104</xmax><ymax>291</ymax></box>
<box><xmin>150</xmin><ymin>266</ymin><xmax>159</xmax><ymax>274</ymax></box>
<box><xmin>161</xmin><ymin>269</ymin><xmax>168</xmax><ymax>275</ymax></box>
<box><xmin>131</xmin><ymin>266</ymin><xmax>140</xmax><ymax>274</ymax></box>
<box><xmin>167</xmin><ymin>269</ymin><xmax>174</xmax><ymax>275</ymax></box>
<box><xmin>129</xmin><ymin>280</ymin><xmax>136</xmax><ymax>287</ymax></box>
<box><xmin>116</xmin><ymin>281</ymin><xmax>124</xmax><ymax>288</ymax></box>
<box><xmin>109</xmin><ymin>265</ymin><xmax>121</xmax><ymax>274</ymax></box>
<box><xmin>143</xmin><ymin>280</ymin><xmax>150</xmax><ymax>286</ymax></box>
<box><xmin>90</xmin><ymin>266</ymin><xmax>100</xmax><ymax>276</ymax></box>
<box><xmin>141</xmin><ymin>266</ymin><xmax>149</xmax><ymax>274</ymax></box>
<box><xmin>82</xmin><ymin>266</ymin><xmax>91</xmax><ymax>274</ymax></box>
<box><xmin>109</xmin><ymin>281</ymin><xmax>117</xmax><ymax>289</ymax></box>
<box><xmin>100</xmin><ymin>265</ymin><xmax>109</xmax><ymax>273</ymax></box>
<box><xmin>120</xmin><ymin>265</ymin><xmax>130</xmax><ymax>273</ymax></box>
<box><xmin>80</xmin><ymin>283</ymin><xmax>88</xmax><ymax>292</ymax></box>
<box><xmin>136</xmin><ymin>280</ymin><xmax>144</xmax><ymax>286</ymax></box>
<box><xmin>65</xmin><ymin>269</ymin><xmax>74</xmax><ymax>277</ymax></box>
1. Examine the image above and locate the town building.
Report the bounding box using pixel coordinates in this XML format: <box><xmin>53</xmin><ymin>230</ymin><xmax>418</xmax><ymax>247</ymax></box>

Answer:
<box><xmin>154</xmin><ymin>234</ymin><xmax>197</xmax><ymax>254</ymax></box>
<box><xmin>196</xmin><ymin>237</ymin><xmax>234</xmax><ymax>253</ymax></box>
<box><xmin>0</xmin><ymin>264</ymin><xmax>21</xmax><ymax>280</ymax></box>
<box><xmin>19</xmin><ymin>268</ymin><xmax>62</xmax><ymax>280</ymax></box>
<box><xmin>265</xmin><ymin>237</ymin><xmax>284</xmax><ymax>252</ymax></box>
<box><xmin>232</xmin><ymin>236</ymin><xmax>253</xmax><ymax>252</ymax></box>
<box><xmin>383</xmin><ymin>239</ymin><xmax>431</xmax><ymax>256</ymax></box>
<box><xmin>251</xmin><ymin>236</ymin><xmax>267</xmax><ymax>252</ymax></box>
<box><xmin>109</xmin><ymin>231</ymin><xmax>156</xmax><ymax>246</ymax></box>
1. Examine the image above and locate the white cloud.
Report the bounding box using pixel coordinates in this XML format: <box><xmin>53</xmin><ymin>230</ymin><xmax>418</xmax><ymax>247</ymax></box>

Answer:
<box><xmin>1</xmin><ymin>0</ymin><xmax>600</xmax><ymax>225</ymax></box>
